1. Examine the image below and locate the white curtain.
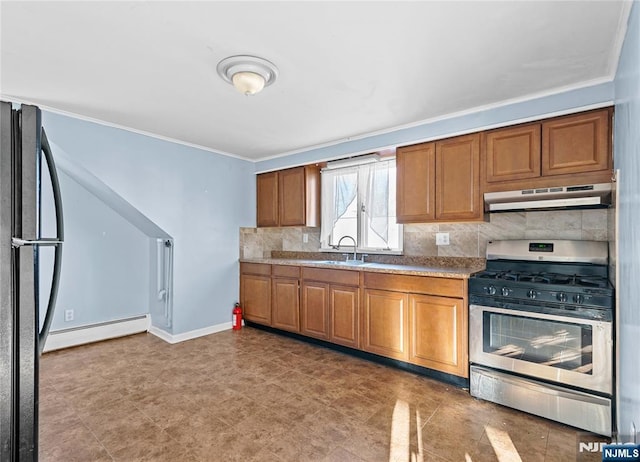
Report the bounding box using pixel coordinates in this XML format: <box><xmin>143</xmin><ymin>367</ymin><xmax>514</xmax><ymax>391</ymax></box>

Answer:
<box><xmin>320</xmin><ymin>167</ymin><xmax>357</xmax><ymax>247</ymax></box>
<box><xmin>364</xmin><ymin>160</ymin><xmax>392</xmax><ymax>247</ymax></box>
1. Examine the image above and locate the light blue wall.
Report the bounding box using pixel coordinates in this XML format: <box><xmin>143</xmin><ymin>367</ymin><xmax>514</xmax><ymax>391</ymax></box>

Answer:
<box><xmin>39</xmin><ymin>169</ymin><xmax>149</xmax><ymax>330</ymax></box>
<box><xmin>41</xmin><ymin>111</ymin><xmax>256</xmax><ymax>335</ymax></box>
<box><xmin>614</xmin><ymin>0</ymin><xmax>640</xmax><ymax>441</ymax></box>
<box><xmin>256</xmin><ymin>82</ymin><xmax>614</xmax><ymax>172</ymax></box>
<box><xmin>45</xmin><ymin>142</ymin><xmax>173</xmax><ymax>331</ymax></box>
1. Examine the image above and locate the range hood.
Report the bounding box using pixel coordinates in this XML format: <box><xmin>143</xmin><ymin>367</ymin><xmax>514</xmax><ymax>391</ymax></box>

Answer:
<box><xmin>484</xmin><ymin>183</ymin><xmax>612</xmax><ymax>212</ymax></box>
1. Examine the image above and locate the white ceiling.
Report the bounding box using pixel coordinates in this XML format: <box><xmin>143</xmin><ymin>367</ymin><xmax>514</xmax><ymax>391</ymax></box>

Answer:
<box><xmin>0</xmin><ymin>1</ymin><xmax>631</xmax><ymax>161</ymax></box>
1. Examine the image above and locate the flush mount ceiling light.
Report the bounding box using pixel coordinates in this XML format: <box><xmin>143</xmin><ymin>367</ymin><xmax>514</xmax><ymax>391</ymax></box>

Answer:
<box><xmin>216</xmin><ymin>55</ymin><xmax>278</xmax><ymax>96</ymax></box>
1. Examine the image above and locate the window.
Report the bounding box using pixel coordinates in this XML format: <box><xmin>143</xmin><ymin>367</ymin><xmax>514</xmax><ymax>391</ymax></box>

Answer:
<box><xmin>320</xmin><ymin>158</ymin><xmax>402</xmax><ymax>253</ymax></box>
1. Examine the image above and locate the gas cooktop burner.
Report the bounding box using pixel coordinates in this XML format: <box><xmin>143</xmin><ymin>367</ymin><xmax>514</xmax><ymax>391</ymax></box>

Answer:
<box><xmin>469</xmin><ymin>240</ymin><xmax>614</xmax><ymax>317</ymax></box>
<box><xmin>473</xmin><ymin>270</ymin><xmax>610</xmax><ymax>288</ymax></box>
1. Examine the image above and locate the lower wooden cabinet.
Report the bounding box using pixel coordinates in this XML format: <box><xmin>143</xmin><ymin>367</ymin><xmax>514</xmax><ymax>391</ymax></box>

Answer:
<box><xmin>241</xmin><ymin>262</ymin><xmax>469</xmax><ymax>379</ymax></box>
<box><xmin>272</xmin><ymin>277</ymin><xmax>300</xmax><ymax>332</ymax></box>
<box><xmin>362</xmin><ymin>289</ymin><xmax>409</xmax><ymax>361</ymax></box>
<box><xmin>301</xmin><ymin>269</ymin><xmax>360</xmax><ymax>348</ymax></box>
<box><xmin>301</xmin><ymin>281</ymin><xmax>330</xmax><ymax>340</ymax></box>
<box><xmin>329</xmin><ymin>285</ymin><xmax>359</xmax><ymax>348</ymax></box>
<box><xmin>270</xmin><ymin>265</ymin><xmax>301</xmax><ymax>332</ymax></box>
<box><xmin>240</xmin><ymin>274</ymin><xmax>271</xmax><ymax>325</ymax></box>
<box><xmin>409</xmin><ymin>294</ymin><xmax>467</xmax><ymax>377</ymax></box>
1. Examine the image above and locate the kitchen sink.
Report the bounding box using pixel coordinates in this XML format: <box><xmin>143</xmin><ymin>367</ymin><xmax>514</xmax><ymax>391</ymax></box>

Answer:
<box><xmin>315</xmin><ymin>260</ymin><xmax>370</xmax><ymax>266</ymax></box>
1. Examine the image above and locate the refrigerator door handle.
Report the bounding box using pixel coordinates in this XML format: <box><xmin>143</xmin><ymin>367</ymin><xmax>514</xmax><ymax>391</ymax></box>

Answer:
<box><xmin>37</xmin><ymin>128</ymin><xmax>64</xmax><ymax>354</ymax></box>
<box><xmin>11</xmin><ymin>237</ymin><xmax>63</xmax><ymax>248</ymax></box>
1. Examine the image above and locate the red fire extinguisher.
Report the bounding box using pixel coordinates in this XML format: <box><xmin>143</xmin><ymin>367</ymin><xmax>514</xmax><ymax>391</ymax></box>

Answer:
<box><xmin>232</xmin><ymin>303</ymin><xmax>243</xmax><ymax>330</ymax></box>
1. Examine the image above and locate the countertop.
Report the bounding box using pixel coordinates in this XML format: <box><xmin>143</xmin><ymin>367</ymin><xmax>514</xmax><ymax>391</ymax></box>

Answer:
<box><xmin>240</xmin><ymin>257</ymin><xmax>485</xmax><ymax>279</ymax></box>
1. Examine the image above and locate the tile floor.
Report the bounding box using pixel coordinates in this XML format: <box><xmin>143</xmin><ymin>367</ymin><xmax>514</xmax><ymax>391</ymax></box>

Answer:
<box><xmin>39</xmin><ymin>328</ymin><xmax>607</xmax><ymax>462</ymax></box>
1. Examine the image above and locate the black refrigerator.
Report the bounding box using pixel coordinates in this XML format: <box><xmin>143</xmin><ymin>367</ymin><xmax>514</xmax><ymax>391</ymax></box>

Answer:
<box><xmin>0</xmin><ymin>102</ymin><xmax>64</xmax><ymax>461</ymax></box>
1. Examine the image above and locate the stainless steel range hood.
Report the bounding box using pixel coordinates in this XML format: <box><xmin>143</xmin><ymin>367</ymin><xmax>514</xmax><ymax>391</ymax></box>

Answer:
<box><xmin>484</xmin><ymin>183</ymin><xmax>612</xmax><ymax>212</ymax></box>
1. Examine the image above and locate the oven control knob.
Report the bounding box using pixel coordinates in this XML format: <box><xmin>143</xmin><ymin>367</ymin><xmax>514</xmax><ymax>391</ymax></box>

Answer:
<box><xmin>556</xmin><ymin>292</ymin><xmax>567</xmax><ymax>302</ymax></box>
<box><xmin>573</xmin><ymin>294</ymin><xmax>585</xmax><ymax>304</ymax></box>
<box><xmin>501</xmin><ymin>287</ymin><xmax>510</xmax><ymax>297</ymax></box>
<box><xmin>527</xmin><ymin>289</ymin><xmax>537</xmax><ymax>299</ymax></box>
<box><xmin>486</xmin><ymin>285</ymin><xmax>497</xmax><ymax>295</ymax></box>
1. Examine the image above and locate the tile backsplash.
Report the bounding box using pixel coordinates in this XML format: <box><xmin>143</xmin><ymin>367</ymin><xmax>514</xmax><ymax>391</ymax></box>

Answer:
<box><xmin>240</xmin><ymin>209</ymin><xmax>609</xmax><ymax>259</ymax></box>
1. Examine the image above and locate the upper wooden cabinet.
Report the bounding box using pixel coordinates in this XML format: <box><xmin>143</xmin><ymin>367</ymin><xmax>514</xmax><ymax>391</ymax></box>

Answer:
<box><xmin>396</xmin><ymin>133</ymin><xmax>482</xmax><ymax>223</ymax></box>
<box><xmin>396</xmin><ymin>142</ymin><xmax>435</xmax><ymax>222</ymax></box>
<box><xmin>542</xmin><ymin>109</ymin><xmax>611</xmax><ymax>176</ymax></box>
<box><xmin>483</xmin><ymin>107</ymin><xmax>612</xmax><ymax>191</ymax></box>
<box><xmin>435</xmin><ymin>134</ymin><xmax>482</xmax><ymax>221</ymax></box>
<box><xmin>256</xmin><ymin>165</ymin><xmax>320</xmax><ymax>227</ymax></box>
<box><xmin>484</xmin><ymin>123</ymin><xmax>541</xmax><ymax>183</ymax></box>
<box><xmin>256</xmin><ymin>172</ymin><xmax>279</xmax><ymax>227</ymax></box>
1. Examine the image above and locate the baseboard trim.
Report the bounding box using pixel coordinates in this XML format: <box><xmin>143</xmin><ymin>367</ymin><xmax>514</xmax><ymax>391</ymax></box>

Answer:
<box><xmin>43</xmin><ymin>315</ymin><xmax>151</xmax><ymax>352</ymax></box>
<box><xmin>148</xmin><ymin>322</ymin><xmax>232</xmax><ymax>344</ymax></box>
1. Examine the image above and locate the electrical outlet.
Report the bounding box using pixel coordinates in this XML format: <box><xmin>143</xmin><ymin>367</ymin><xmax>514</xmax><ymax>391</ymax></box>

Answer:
<box><xmin>436</xmin><ymin>232</ymin><xmax>450</xmax><ymax>246</ymax></box>
<box><xmin>64</xmin><ymin>309</ymin><xmax>74</xmax><ymax>322</ymax></box>
<box><xmin>302</xmin><ymin>233</ymin><xmax>309</xmax><ymax>243</ymax></box>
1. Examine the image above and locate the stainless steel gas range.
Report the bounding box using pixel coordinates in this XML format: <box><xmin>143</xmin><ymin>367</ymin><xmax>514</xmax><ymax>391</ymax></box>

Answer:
<box><xmin>468</xmin><ymin>240</ymin><xmax>614</xmax><ymax>436</ymax></box>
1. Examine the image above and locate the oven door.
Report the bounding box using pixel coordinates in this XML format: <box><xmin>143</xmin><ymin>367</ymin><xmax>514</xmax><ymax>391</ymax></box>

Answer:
<box><xmin>469</xmin><ymin>304</ymin><xmax>612</xmax><ymax>395</ymax></box>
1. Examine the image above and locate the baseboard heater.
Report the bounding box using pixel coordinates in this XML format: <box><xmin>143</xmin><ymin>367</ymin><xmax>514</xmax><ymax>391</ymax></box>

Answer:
<box><xmin>42</xmin><ymin>314</ymin><xmax>150</xmax><ymax>352</ymax></box>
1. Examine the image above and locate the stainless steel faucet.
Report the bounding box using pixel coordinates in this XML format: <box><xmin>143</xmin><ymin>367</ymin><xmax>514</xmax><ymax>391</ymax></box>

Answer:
<box><xmin>336</xmin><ymin>235</ymin><xmax>357</xmax><ymax>261</ymax></box>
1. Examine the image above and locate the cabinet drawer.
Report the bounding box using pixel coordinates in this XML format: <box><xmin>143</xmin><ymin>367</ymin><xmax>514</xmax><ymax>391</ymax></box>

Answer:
<box><xmin>302</xmin><ymin>267</ymin><xmax>360</xmax><ymax>286</ymax></box>
<box><xmin>241</xmin><ymin>262</ymin><xmax>271</xmax><ymax>276</ymax></box>
<box><xmin>272</xmin><ymin>265</ymin><xmax>300</xmax><ymax>278</ymax></box>
<box><xmin>363</xmin><ymin>272</ymin><xmax>464</xmax><ymax>298</ymax></box>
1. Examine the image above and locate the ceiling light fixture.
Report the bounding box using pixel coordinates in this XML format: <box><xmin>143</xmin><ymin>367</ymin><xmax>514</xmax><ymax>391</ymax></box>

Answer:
<box><xmin>216</xmin><ymin>55</ymin><xmax>278</xmax><ymax>96</ymax></box>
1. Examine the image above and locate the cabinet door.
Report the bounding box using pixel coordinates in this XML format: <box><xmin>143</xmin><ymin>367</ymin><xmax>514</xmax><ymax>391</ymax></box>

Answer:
<box><xmin>271</xmin><ymin>277</ymin><xmax>300</xmax><ymax>332</ymax></box>
<box><xmin>278</xmin><ymin>167</ymin><xmax>306</xmax><ymax>226</ymax></box>
<box><xmin>257</xmin><ymin>172</ymin><xmax>278</xmax><ymax>227</ymax></box>
<box><xmin>396</xmin><ymin>142</ymin><xmax>435</xmax><ymax>223</ymax></box>
<box><xmin>330</xmin><ymin>285</ymin><xmax>359</xmax><ymax>348</ymax></box>
<box><xmin>542</xmin><ymin>109</ymin><xmax>611</xmax><ymax>176</ymax></box>
<box><xmin>435</xmin><ymin>133</ymin><xmax>482</xmax><ymax>221</ymax></box>
<box><xmin>240</xmin><ymin>275</ymin><xmax>271</xmax><ymax>325</ymax></box>
<box><xmin>362</xmin><ymin>289</ymin><xmax>409</xmax><ymax>361</ymax></box>
<box><xmin>409</xmin><ymin>294</ymin><xmax>467</xmax><ymax>377</ymax></box>
<box><xmin>485</xmin><ymin>124</ymin><xmax>541</xmax><ymax>182</ymax></box>
<box><xmin>301</xmin><ymin>281</ymin><xmax>330</xmax><ymax>340</ymax></box>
